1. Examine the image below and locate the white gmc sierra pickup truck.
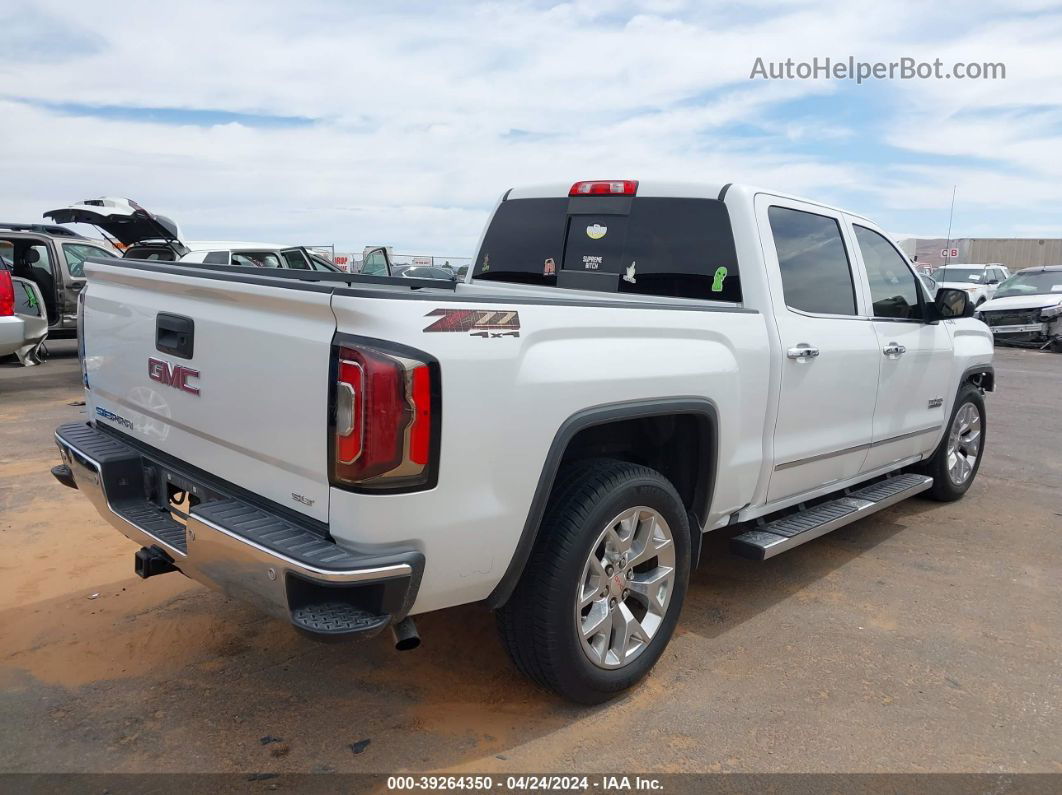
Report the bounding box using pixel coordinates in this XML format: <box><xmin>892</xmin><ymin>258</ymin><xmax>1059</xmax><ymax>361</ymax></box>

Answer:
<box><xmin>52</xmin><ymin>180</ymin><xmax>993</xmax><ymax>703</ymax></box>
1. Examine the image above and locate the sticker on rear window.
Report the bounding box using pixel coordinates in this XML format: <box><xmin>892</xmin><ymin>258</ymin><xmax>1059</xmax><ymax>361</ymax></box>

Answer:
<box><xmin>586</xmin><ymin>224</ymin><xmax>607</xmax><ymax>240</ymax></box>
<box><xmin>712</xmin><ymin>266</ymin><xmax>728</xmax><ymax>292</ymax></box>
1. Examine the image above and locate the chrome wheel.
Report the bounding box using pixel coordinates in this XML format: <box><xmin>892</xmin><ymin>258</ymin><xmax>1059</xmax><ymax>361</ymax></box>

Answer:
<box><xmin>575</xmin><ymin>506</ymin><xmax>676</xmax><ymax>670</ymax></box>
<box><xmin>947</xmin><ymin>402</ymin><xmax>982</xmax><ymax>486</ymax></box>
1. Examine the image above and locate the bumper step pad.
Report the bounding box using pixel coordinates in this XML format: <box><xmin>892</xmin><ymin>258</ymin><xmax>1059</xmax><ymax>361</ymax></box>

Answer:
<box><xmin>730</xmin><ymin>473</ymin><xmax>933</xmax><ymax>560</ymax></box>
<box><xmin>291</xmin><ymin>602</ymin><xmax>391</xmax><ymax>640</ymax></box>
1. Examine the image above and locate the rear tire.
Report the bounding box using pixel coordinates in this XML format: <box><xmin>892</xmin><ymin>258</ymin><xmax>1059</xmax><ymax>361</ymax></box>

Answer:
<box><xmin>496</xmin><ymin>459</ymin><xmax>690</xmax><ymax>704</ymax></box>
<box><xmin>917</xmin><ymin>384</ymin><xmax>986</xmax><ymax>502</ymax></box>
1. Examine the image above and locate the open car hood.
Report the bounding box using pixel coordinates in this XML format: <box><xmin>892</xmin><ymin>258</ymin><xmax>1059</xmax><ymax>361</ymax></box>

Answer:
<box><xmin>44</xmin><ymin>197</ymin><xmax>184</xmax><ymax>248</ymax></box>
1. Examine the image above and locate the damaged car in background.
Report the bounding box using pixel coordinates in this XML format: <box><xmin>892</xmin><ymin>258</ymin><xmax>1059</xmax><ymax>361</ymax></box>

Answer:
<box><xmin>975</xmin><ymin>265</ymin><xmax>1062</xmax><ymax>352</ymax></box>
<box><xmin>44</xmin><ymin>197</ymin><xmax>340</xmax><ymax>272</ymax></box>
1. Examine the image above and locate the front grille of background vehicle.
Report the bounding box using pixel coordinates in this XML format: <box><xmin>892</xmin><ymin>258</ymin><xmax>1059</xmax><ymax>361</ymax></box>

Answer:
<box><xmin>982</xmin><ymin>308</ymin><xmax>1041</xmax><ymax>327</ymax></box>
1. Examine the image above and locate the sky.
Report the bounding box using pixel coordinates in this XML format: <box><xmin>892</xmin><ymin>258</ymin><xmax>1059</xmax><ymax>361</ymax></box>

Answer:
<box><xmin>2</xmin><ymin>0</ymin><xmax>1061</xmax><ymax>256</ymax></box>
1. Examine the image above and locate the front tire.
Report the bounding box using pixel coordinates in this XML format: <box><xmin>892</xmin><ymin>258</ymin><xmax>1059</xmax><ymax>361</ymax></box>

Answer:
<box><xmin>918</xmin><ymin>384</ymin><xmax>986</xmax><ymax>501</ymax></box>
<box><xmin>496</xmin><ymin>459</ymin><xmax>690</xmax><ymax>704</ymax></box>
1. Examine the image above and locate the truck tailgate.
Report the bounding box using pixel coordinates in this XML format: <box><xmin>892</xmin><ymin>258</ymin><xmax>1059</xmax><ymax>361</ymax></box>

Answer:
<box><xmin>81</xmin><ymin>261</ymin><xmax>336</xmax><ymax>522</ymax></box>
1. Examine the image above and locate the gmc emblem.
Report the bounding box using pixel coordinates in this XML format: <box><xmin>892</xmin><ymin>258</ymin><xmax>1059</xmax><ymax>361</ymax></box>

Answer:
<box><xmin>148</xmin><ymin>357</ymin><xmax>200</xmax><ymax>396</ymax></box>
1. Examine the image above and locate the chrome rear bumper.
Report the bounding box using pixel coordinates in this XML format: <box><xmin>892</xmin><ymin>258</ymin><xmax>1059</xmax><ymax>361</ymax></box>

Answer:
<box><xmin>53</xmin><ymin>422</ymin><xmax>422</xmax><ymax>639</ymax></box>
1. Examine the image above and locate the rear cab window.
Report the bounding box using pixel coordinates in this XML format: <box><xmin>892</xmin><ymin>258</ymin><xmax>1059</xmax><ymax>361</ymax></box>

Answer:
<box><xmin>473</xmin><ymin>194</ymin><xmax>741</xmax><ymax>302</ymax></box>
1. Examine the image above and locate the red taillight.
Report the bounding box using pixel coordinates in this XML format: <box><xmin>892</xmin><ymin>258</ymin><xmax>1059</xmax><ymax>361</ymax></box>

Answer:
<box><xmin>0</xmin><ymin>271</ymin><xmax>14</xmax><ymax>317</ymax></box>
<box><xmin>332</xmin><ymin>343</ymin><xmax>437</xmax><ymax>489</ymax></box>
<box><xmin>409</xmin><ymin>364</ymin><xmax>432</xmax><ymax>466</ymax></box>
<box><xmin>569</xmin><ymin>180</ymin><xmax>638</xmax><ymax>196</ymax></box>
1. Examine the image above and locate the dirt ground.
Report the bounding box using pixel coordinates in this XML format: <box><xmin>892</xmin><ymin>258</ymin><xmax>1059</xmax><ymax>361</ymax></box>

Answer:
<box><xmin>0</xmin><ymin>342</ymin><xmax>1059</xmax><ymax>775</ymax></box>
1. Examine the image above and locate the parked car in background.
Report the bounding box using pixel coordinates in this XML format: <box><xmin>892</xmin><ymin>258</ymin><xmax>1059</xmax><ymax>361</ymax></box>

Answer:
<box><xmin>45</xmin><ymin>198</ymin><xmax>339</xmax><ymax>273</ymax></box>
<box><xmin>306</xmin><ymin>250</ymin><xmax>341</xmax><ymax>272</ymax></box>
<box><xmin>360</xmin><ymin>246</ymin><xmax>392</xmax><ymax>276</ymax></box>
<box><xmin>181</xmin><ymin>244</ymin><xmax>340</xmax><ymax>271</ymax></box>
<box><xmin>930</xmin><ymin>264</ymin><xmax>1010</xmax><ymax>307</ymax></box>
<box><xmin>0</xmin><ymin>223</ymin><xmax>115</xmax><ymax>338</ymax></box>
<box><xmin>975</xmin><ymin>265</ymin><xmax>1062</xmax><ymax>351</ymax></box>
<box><xmin>0</xmin><ymin>256</ymin><xmax>49</xmax><ymax>365</ymax></box>
<box><xmin>398</xmin><ymin>265</ymin><xmax>457</xmax><ymax>281</ymax></box>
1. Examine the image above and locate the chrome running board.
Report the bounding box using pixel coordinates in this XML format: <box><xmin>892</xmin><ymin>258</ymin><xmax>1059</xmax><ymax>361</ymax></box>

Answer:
<box><xmin>730</xmin><ymin>473</ymin><xmax>934</xmax><ymax>561</ymax></box>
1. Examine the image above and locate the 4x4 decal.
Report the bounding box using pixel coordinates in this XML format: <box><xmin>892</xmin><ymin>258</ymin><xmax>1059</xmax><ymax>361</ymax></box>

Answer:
<box><xmin>423</xmin><ymin>309</ymin><xmax>520</xmax><ymax>338</ymax></box>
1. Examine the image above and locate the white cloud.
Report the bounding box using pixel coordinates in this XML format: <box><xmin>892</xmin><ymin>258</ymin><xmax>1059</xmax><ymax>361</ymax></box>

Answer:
<box><xmin>1</xmin><ymin>0</ymin><xmax>1061</xmax><ymax>251</ymax></box>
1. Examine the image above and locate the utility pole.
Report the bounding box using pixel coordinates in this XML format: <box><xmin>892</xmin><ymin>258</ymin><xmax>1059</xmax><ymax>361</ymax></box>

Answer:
<box><xmin>944</xmin><ymin>185</ymin><xmax>957</xmax><ymax>266</ymax></box>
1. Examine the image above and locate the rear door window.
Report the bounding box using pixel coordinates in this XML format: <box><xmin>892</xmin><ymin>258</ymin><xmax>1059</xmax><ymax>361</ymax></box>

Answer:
<box><xmin>768</xmin><ymin>206</ymin><xmax>856</xmax><ymax>316</ymax></box>
<box><xmin>474</xmin><ymin>196</ymin><xmax>740</xmax><ymax>301</ymax></box>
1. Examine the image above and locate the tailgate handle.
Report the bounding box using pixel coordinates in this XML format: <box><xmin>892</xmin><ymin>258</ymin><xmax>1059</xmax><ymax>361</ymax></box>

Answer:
<box><xmin>156</xmin><ymin>313</ymin><xmax>195</xmax><ymax>360</ymax></box>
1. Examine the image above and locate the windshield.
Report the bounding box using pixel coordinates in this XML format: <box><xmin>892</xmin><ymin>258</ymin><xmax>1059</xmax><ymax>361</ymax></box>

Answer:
<box><xmin>994</xmin><ymin>271</ymin><xmax>1062</xmax><ymax>299</ymax></box>
<box><xmin>63</xmin><ymin>243</ymin><xmax>111</xmax><ymax>277</ymax></box>
<box><xmin>931</xmin><ymin>267</ymin><xmax>986</xmax><ymax>284</ymax></box>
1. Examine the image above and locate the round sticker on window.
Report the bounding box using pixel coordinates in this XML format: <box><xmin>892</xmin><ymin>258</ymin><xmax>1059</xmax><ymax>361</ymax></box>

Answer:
<box><xmin>586</xmin><ymin>224</ymin><xmax>607</xmax><ymax>240</ymax></box>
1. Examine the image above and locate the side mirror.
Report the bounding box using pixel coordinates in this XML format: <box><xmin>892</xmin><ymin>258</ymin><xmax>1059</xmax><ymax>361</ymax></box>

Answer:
<box><xmin>987</xmin><ymin>279</ymin><xmax>999</xmax><ymax>285</ymax></box>
<box><xmin>933</xmin><ymin>287</ymin><xmax>974</xmax><ymax>320</ymax></box>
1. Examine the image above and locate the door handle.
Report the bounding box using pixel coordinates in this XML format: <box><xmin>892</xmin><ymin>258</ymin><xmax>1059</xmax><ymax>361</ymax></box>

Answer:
<box><xmin>786</xmin><ymin>344</ymin><xmax>820</xmax><ymax>361</ymax></box>
<box><xmin>882</xmin><ymin>342</ymin><xmax>906</xmax><ymax>357</ymax></box>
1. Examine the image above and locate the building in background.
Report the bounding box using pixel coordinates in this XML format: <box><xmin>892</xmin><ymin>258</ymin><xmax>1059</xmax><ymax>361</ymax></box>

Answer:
<box><xmin>898</xmin><ymin>237</ymin><xmax>1062</xmax><ymax>271</ymax></box>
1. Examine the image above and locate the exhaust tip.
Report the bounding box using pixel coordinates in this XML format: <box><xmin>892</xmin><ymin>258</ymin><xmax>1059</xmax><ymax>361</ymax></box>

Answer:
<box><xmin>391</xmin><ymin>617</ymin><xmax>420</xmax><ymax>651</ymax></box>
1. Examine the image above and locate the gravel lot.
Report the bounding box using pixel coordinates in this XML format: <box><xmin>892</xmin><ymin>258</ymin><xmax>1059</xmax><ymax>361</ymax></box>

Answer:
<box><xmin>0</xmin><ymin>342</ymin><xmax>1059</xmax><ymax>774</ymax></box>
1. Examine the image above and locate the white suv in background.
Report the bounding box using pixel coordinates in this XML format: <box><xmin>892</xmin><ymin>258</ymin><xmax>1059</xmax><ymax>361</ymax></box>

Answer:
<box><xmin>930</xmin><ymin>264</ymin><xmax>1010</xmax><ymax>306</ymax></box>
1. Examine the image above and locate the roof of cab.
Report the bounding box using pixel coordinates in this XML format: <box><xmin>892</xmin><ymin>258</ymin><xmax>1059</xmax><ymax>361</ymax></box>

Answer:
<box><xmin>502</xmin><ymin>180</ymin><xmax>876</xmax><ymax>223</ymax></box>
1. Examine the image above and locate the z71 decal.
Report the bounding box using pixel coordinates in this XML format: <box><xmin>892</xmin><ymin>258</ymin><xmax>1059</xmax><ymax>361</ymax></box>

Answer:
<box><xmin>423</xmin><ymin>309</ymin><xmax>520</xmax><ymax>338</ymax></box>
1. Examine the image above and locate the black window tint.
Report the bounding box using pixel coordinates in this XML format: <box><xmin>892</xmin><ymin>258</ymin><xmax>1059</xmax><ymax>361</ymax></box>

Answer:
<box><xmin>854</xmin><ymin>225</ymin><xmax>924</xmax><ymax>320</ymax></box>
<box><xmin>474</xmin><ymin>196</ymin><xmax>741</xmax><ymax>301</ymax></box>
<box><xmin>618</xmin><ymin>198</ymin><xmax>740</xmax><ymax>301</ymax></box>
<box><xmin>203</xmin><ymin>251</ymin><xmax>230</xmax><ymax>264</ymax></box>
<box><xmin>474</xmin><ymin>198</ymin><xmax>567</xmax><ymax>285</ymax></box>
<box><xmin>563</xmin><ymin>214</ymin><xmax>629</xmax><ymax>277</ymax></box>
<box><xmin>768</xmin><ymin>206</ymin><xmax>856</xmax><ymax>316</ymax></box>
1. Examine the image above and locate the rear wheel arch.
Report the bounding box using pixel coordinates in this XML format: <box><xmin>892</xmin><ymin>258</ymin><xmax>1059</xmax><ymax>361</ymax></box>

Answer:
<box><xmin>486</xmin><ymin>398</ymin><xmax>718</xmax><ymax>609</ymax></box>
